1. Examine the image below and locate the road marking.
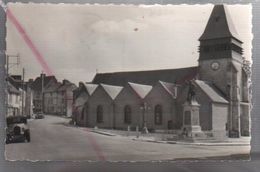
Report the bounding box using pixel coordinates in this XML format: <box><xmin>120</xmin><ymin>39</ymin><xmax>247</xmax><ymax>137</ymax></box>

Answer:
<box><xmin>84</xmin><ymin>128</ymin><xmax>106</xmax><ymax>161</ymax></box>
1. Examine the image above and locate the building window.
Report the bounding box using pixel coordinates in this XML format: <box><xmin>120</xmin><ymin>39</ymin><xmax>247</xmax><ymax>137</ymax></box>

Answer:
<box><xmin>16</xmin><ymin>95</ymin><xmax>19</xmax><ymax>103</ymax></box>
<box><xmin>96</xmin><ymin>105</ymin><xmax>103</xmax><ymax>123</ymax></box>
<box><xmin>154</xmin><ymin>104</ymin><xmax>163</xmax><ymax>125</ymax></box>
<box><xmin>124</xmin><ymin>105</ymin><xmax>131</xmax><ymax>124</ymax></box>
<box><xmin>9</xmin><ymin>94</ymin><xmax>13</xmax><ymax>103</ymax></box>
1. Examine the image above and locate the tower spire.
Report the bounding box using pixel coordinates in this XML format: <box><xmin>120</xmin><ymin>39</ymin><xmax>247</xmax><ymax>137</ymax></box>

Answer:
<box><xmin>198</xmin><ymin>4</ymin><xmax>243</xmax><ymax>61</ymax></box>
<box><xmin>199</xmin><ymin>4</ymin><xmax>241</xmax><ymax>43</ymax></box>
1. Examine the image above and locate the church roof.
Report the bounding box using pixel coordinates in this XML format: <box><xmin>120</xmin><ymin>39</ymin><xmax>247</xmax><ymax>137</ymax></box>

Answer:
<box><xmin>100</xmin><ymin>84</ymin><xmax>123</xmax><ymax>100</ymax></box>
<box><xmin>158</xmin><ymin>81</ymin><xmax>177</xmax><ymax>99</ymax></box>
<box><xmin>194</xmin><ymin>80</ymin><xmax>228</xmax><ymax>103</ymax></box>
<box><xmin>92</xmin><ymin>66</ymin><xmax>198</xmax><ymax>86</ymax></box>
<box><xmin>83</xmin><ymin>83</ymin><xmax>98</xmax><ymax>96</ymax></box>
<box><xmin>199</xmin><ymin>5</ymin><xmax>241</xmax><ymax>42</ymax></box>
<box><xmin>128</xmin><ymin>82</ymin><xmax>152</xmax><ymax>99</ymax></box>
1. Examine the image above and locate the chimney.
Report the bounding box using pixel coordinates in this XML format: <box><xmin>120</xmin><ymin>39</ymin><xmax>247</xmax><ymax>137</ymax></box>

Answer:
<box><xmin>40</xmin><ymin>73</ymin><xmax>46</xmax><ymax>79</ymax></box>
<box><xmin>62</xmin><ymin>79</ymin><xmax>69</xmax><ymax>85</ymax></box>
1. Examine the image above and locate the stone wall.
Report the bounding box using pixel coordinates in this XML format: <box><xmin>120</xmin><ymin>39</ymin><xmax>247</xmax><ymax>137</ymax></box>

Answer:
<box><xmin>211</xmin><ymin>103</ymin><xmax>228</xmax><ymax>139</ymax></box>
<box><xmin>114</xmin><ymin>85</ymin><xmax>143</xmax><ymax>130</ymax></box>
<box><xmin>199</xmin><ymin>58</ymin><xmax>230</xmax><ymax>96</ymax></box>
<box><xmin>144</xmin><ymin>83</ymin><xmax>177</xmax><ymax>130</ymax></box>
<box><xmin>87</xmin><ymin>87</ymin><xmax>114</xmax><ymax>128</ymax></box>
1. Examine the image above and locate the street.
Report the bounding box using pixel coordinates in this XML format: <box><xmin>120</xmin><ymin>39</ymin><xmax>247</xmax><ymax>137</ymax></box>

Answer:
<box><xmin>5</xmin><ymin>115</ymin><xmax>250</xmax><ymax>161</ymax></box>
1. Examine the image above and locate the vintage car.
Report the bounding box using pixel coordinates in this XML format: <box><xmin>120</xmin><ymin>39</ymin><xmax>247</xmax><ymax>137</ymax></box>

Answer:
<box><xmin>6</xmin><ymin>116</ymin><xmax>31</xmax><ymax>144</ymax></box>
<box><xmin>35</xmin><ymin>113</ymin><xmax>45</xmax><ymax>119</ymax></box>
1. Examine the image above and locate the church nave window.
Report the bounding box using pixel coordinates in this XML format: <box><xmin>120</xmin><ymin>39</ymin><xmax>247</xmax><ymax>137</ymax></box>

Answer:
<box><xmin>96</xmin><ymin>105</ymin><xmax>103</xmax><ymax>123</ymax></box>
<box><xmin>124</xmin><ymin>105</ymin><xmax>132</xmax><ymax>124</ymax></box>
<box><xmin>154</xmin><ymin>104</ymin><xmax>163</xmax><ymax>125</ymax></box>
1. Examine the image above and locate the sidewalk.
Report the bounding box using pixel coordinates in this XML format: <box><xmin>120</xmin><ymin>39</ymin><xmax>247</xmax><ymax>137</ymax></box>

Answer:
<box><xmin>86</xmin><ymin>127</ymin><xmax>251</xmax><ymax>146</ymax></box>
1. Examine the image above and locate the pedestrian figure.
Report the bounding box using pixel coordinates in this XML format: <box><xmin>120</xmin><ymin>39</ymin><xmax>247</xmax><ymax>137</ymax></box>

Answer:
<box><xmin>182</xmin><ymin>127</ymin><xmax>188</xmax><ymax>137</ymax></box>
<box><xmin>142</xmin><ymin>126</ymin><xmax>149</xmax><ymax>134</ymax></box>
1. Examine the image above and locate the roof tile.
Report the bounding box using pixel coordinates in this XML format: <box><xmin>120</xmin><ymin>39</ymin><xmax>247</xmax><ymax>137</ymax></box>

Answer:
<box><xmin>92</xmin><ymin>67</ymin><xmax>198</xmax><ymax>86</ymax></box>
<box><xmin>194</xmin><ymin>80</ymin><xmax>228</xmax><ymax>103</ymax></box>
<box><xmin>100</xmin><ymin>84</ymin><xmax>123</xmax><ymax>100</ymax></box>
<box><xmin>158</xmin><ymin>81</ymin><xmax>177</xmax><ymax>99</ymax></box>
<box><xmin>128</xmin><ymin>82</ymin><xmax>152</xmax><ymax>99</ymax></box>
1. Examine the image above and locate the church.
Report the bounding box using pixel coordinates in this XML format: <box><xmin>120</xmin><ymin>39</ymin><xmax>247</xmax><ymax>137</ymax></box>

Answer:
<box><xmin>72</xmin><ymin>5</ymin><xmax>251</xmax><ymax>140</ymax></box>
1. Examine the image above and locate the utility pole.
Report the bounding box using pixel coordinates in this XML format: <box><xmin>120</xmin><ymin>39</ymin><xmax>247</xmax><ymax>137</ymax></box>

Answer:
<box><xmin>141</xmin><ymin>102</ymin><xmax>149</xmax><ymax>134</ymax></box>
<box><xmin>22</xmin><ymin>68</ymin><xmax>25</xmax><ymax>116</ymax></box>
<box><xmin>6</xmin><ymin>54</ymin><xmax>20</xmax><ymax>77</ymax></box>
<box><xmin>41</xmin><ymin>71</ymin><xmax>44</xmax><ymax>113</ymax></box>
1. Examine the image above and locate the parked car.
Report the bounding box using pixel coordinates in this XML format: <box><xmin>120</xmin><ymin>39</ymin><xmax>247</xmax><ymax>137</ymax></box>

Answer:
<box><xmin>6</xmin><ymin>116</ymin><xmax>30</xmax><ymax>144</ymax></box>
<box><xmin>35</xmin><ymin>113</ymin><xmax>45</xmax><ymax>119</ymax></box>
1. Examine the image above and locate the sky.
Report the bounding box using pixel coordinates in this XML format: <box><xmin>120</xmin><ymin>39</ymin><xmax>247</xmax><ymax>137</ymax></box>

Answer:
<box><xmin>6</xmin><ymin>3</ymin><xmax>252</xmax><ymax>84</ymax></box>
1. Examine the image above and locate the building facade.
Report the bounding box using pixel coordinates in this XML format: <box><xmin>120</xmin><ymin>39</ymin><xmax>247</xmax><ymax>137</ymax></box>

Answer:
<box><xmin>7</xmin><ymin>81</ymin><xmax>21</xmax><ymax>117</ymax></box>
<box><xmin>24</xmin><ymin>79</ymin><xmax>34</xmax><ymax>117</ymax></box>
<box><xmin>56</xmin><ymin>80</ymin><xmax>76</xmax><ymax>117</ymax></box>
<box><xmin>114</xmin><ymin>82</ymin><xmax>151</xmax><ymax>130</ymax></box>
<box><xmin>73</xmin><ymin>82</ymin><xmax>98</xmax><ymax>126</ymax></box>
<box><xmin>43</xmin><ymin>81</ymin><xmax>61</xmax><ymax>115</ymax></box>
<box><xmin>73</xmin><ymin>5</ymin><xmax>251</xmax><ymax>139</ymax></box>
<box><xmin>144</xmin><ymin>81</ymin><xmax>178</xmax><ymax>131</ymax></box>
<box><xmin>43</xmin><ymin>79</ymin><xmax>76</xmax><ymax>117</ymax></box>
<box><xmin>7</xmin><ymin>76</ymin><xmax>27</xmax><ymax>117</ymax></box>
<box><xmin>30</xmin><ymin>74</ymin><xmax>57</xmax><ymax>113</ymax></box>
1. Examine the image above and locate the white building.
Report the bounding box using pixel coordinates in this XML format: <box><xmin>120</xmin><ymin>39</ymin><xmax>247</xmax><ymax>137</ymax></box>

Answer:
<box><xmin>7</xmin><ymin>82</ymin><xmax>21</xmax><ymax>117</ymax></box>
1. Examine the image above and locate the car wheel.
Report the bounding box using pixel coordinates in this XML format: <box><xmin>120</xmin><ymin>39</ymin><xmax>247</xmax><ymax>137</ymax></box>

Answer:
<box><xmin>6</xmin><ymin>135</ymin><xmax>11</xmax><ymax>144</ymax></box>
<box><xmin>25</xmin><ymin>131</ymin><xmax>30</xmax><ymax>142</ymax></box>
<box><xmin>5</xmin><ymin>139</ymin><xmax>10</xmax><ymax>144</ymax></box>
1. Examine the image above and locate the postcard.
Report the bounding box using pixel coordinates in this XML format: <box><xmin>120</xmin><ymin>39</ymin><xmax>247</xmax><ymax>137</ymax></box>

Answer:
<box><xmin>5</xmin><ymin>3</ymin><xmax>252</xmax><ymax>161</ymax></box>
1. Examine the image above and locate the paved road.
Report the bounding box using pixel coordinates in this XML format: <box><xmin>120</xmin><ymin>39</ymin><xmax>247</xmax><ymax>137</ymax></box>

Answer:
<box><xmin>5</xmin><ymin>115</ymin><xmax>250</xmax><ymax>161</ymax></box>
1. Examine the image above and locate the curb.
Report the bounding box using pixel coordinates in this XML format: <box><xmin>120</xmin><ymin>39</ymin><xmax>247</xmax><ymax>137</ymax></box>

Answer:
<box><xmin>173</xmin><ymin>141</ymin><xmax>250</xmax><ymax>146</ymax></box>
<box><xmin>78</xmin><ymin>128</ymin><xmax>250</xmax><ymax>146</ymax></box>
<box><xmin>132</xmin><ymin>138</ymin><xmax>249</xmax><ymax>146</ymax></box>
<box><xmin>90</xmin><ymin>130</ymin><xmax>117</xmax><ymax>136</ymax></box>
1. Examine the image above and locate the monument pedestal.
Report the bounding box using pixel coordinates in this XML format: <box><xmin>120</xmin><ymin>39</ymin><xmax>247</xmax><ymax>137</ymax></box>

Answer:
<box><xmin>182</xmin><ymin>99</ymin><xmax>204</xmax><ymax>139</ymax></box>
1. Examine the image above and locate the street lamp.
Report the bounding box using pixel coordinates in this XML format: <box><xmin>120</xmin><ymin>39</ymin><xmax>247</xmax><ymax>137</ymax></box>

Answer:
<box><xmin>140</xmin><ymin>102</ymin><xmax>150</xmax><ymax>134</ymax></box>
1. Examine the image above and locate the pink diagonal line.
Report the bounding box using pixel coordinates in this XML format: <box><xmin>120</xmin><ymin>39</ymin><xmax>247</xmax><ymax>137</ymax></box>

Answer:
<box><xmin>6</xmin><ymin>8</ymin><xmax>53</xmax><ymax>76</ymax></box>
<box><xmin>84</xmin><ymin>128</ymin><xmax>106</xmax><ymax>161</ymax></box>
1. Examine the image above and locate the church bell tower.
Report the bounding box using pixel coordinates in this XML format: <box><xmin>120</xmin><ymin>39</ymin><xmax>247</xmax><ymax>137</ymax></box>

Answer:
<box><xmin>198</xmin><ymin>5</ymin><xmax>251</xmax><ymax>137</ymax></box>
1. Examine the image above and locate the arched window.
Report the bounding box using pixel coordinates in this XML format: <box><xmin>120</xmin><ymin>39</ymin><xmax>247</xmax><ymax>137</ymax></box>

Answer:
<box><xmin>96</xmin><ymin>105</ymin><xmax>103</xmax><ymax>123</ymax></box>
<box><xmin>154</xmin><ymin>104</ymin><xmax>163</xmax><ymax>125</ymax></box>
<box><xmin>124</xmin><ymin>105</ymin><xmax>132</xmax><ymax>124</ymax></box>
